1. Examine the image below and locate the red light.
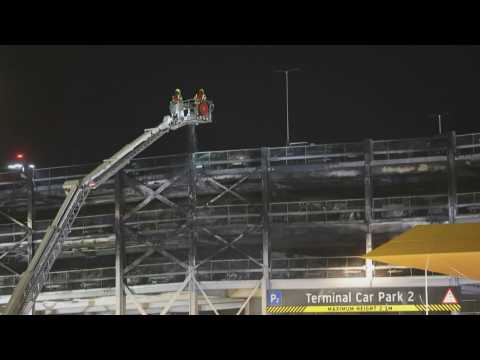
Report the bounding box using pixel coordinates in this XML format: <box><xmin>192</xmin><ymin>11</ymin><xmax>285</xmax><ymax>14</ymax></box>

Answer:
<box><xmin>16</xmin><ymin>153</ymin><xmax>24</xmax><ymax>160</ymax></box>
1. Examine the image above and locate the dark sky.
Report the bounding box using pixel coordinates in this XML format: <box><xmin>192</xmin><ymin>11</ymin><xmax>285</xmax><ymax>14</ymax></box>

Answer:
<box><xmin>1</xmin><ymin>45</ymin><xmax>480</xmax><ymax>168</ymax></box>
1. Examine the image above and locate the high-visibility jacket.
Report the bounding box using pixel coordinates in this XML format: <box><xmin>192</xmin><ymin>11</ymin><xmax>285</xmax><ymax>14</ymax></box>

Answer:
<box><xmin>172</xmin><ymin>94</ymin><xmax>183</xmax><ymax>103</ymax></box>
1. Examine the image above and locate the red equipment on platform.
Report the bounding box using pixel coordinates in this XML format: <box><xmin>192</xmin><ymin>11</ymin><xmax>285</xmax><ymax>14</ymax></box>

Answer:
<box><xmin>198</xmin><ymin>102</ymin><xmax>209</xmax><ymax>116</ymax></box>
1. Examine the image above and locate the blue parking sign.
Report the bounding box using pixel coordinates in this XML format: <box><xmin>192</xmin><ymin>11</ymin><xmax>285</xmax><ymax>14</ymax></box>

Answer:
<box><xmin>268</xmin><ymin>290</ymin><xmax>282</xmax><ymax>306</ymax></box>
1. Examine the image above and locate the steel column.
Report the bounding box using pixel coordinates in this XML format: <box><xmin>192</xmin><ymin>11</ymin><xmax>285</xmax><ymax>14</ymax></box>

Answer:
<box><xmin>364</xmin><ymin>139</ymin><xmax>374</xmax><ymax>280</ymax></box>
<box><xmin>188</xmin><ymin>154</ymin><xmax>198</xmax><ymax>315</ymax></box>
<box><xmin>261</xmin><ymin>147</ymin><xmax>271</xmax><ymax>315</ymax></box>
<box><xmin>26</xmin><ymin>169</ymin><xmax>35</xmax><ymax>263</ymax></box>
<box><xmin>447</xmin><ymin>131</ymin><xmax>457</xmax><ymax>224</ymax></box>
<box><xmin>188</xmin><ymin>239</ymin><xmax>198</xmax><ymax>315</ymax></box>
<box><xmin>114</xmin><ymin>172</ymin><xmax>126</xmax><ymax>315</ymax></box>
<box><xmin>187</xmin><ymin>125</ymin><xmax>198</xmax><ymax>154</ymax></box>
<box><xmin>26</xmin><ymin>168</ymin><xmax>35</xmax><ymax>314</ymax></box>
<box><xmin>365</xmin><ymin>232</ymin><xmax>373</xmax><ymax>279</ymax></box>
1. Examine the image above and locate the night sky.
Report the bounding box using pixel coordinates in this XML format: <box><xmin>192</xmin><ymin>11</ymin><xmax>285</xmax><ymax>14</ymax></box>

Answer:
<box><xmin>1</xmin><ymin>45</ymin><xmax>480</xmax><ymax>168</ymax></box>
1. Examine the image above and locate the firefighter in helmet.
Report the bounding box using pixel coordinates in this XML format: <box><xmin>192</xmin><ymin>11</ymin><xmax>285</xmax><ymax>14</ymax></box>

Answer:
<box><xmin>170</xmin><ymin>88</ymin><xmax>183</xmax><ymax>118</ymax></box>
<box><xmin>172</xmin><ymin>88</ymin><xmax>183</xmax><ymax>103</ymax></box>
<box><xmin>193</xmin><ymin>89</ymin><xmax>207</xmax><ymax>119</ymax></box>
<box><xmin>194</xmin><ymin>88</ymin><xmax>206</xmax><ymax>104</ymax></box>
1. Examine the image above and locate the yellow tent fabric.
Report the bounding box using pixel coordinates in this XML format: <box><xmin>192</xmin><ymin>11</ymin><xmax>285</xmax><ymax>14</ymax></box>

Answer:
<box><xmin>364</xmin><ymin>223</ymin><xmax>480</xmax><ymax>281</ymax></box>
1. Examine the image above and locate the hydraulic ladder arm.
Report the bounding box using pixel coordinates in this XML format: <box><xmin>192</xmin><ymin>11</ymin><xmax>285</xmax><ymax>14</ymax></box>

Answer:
<box><xmin>5</xmin><ymin>100</ymin><xmax>213</xmax><ymax>314</ymax></box>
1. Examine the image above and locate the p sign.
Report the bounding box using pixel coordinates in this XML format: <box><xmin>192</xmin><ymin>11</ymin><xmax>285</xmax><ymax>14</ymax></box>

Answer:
<box><xmin>268</xmin><ymin>290</ymin><xmax>283</xmax><ymax>306</ymax></box>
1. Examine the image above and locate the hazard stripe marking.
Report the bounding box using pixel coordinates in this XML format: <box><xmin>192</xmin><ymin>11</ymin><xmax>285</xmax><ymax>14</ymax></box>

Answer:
<box><xmin>266</xmin><ymin>304</ymin><xmax>461</xmax><ymax>313</ymax></box>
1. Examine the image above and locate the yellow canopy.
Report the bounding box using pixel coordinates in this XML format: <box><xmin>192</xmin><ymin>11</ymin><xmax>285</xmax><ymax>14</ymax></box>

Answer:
<box><xmin>364</xmin><ymin>223</ymin><xmax>480</xmax><ymax>281</ymax></box>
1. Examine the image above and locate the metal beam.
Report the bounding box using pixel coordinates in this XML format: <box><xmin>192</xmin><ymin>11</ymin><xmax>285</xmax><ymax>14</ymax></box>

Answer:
<box><xmin>114</xmin><ymin>172</ymin><xmax>126</xmax><ymax>315</ymax></box>
<box><xmin>0</xmin><ymin>210</ymin><xmax>30</xmax><ymax>231</ymax></box>
<box><xmin>122</xmin><ymin>225</ymin><xmax>189</xmax><ymax>273</ymax></box>
<box><xmin>122</xmin><ymin>171</ymin><xmax>188</xmax><ymax>220</ymax></box>
<box><xmin>199</xmin><ymin>227</ymin><xmax>261</xmax><ymax>268</ymax></box>
<box><xmin>124</xmin><ymin>284</ymin><xmax>148</xmax><ymax>315</ymax></box>
<box><xmin>236</xmin><ymin>279</ymin><xmax>261</xmax><ymax>315</ymax></box>
<box><xmin>270</xmin><ymin>276</ymin><xmax>463</xmax><ymax>289</ymax></box>
<box><xmin>160</xmin><ymin>273</ymin><xmax>192</xmax><ymax>315</ymax></box>
<box><xmin>124</xmin><ymin>248</ymin><xmax>155</xmax><ymax>274</ymax></box>
<box><xmin>193</xmin><ymin>277</ymin><xmax>219</xmax><ymax>315</ymax></box>
<box><xmin>261</xmin><ymin>147</ymin><xmax>271</xmax><ymax>315</ymax></box>
<box><xmin>26</xmin><ymin>169</ymin><xmax>35</xmax><ymax>315</ymax></box>
<box><xmin>188</xmin><ymin>239</ymin><xmax>198</xmax><ymax>315</ymax></box>
<box><xmin>0</xmin><ymin>260</ymin><xmax>18</xmax><ymax>275</ymax></box>
<box><xmin>205</xmin><ymin>176</ymin><xmax>249</xmax><ymax>205</ymax></box>
<box><xmin>26</xmin><ymin>169</ymin><xmax>35</xmax><ymax>262</ymax></box>
<box><xmin>364</xmin><ymin>139</ymin><xmax>374</xmax><ymax>280</ymax></box>
<box><xmin>188</xmin><ymin>154</ymin><xmax>198</xmax><ymax>315</ymax></box>
<box><xmin>157</xmin><ymin>248</ymin><xmax>188</xmax><ymax>270</ymax></box>
<box><xmin>365</xmin><ymin>232</ymin><xmax>373</xmax><ymax>280</ymax></box>
<box><xmin>0</xmin><ymin>233</ymin><xmax>29</xmax><ymax>260</ymax></box>
<box><xmin>1</xmin><ymin>277</ymin><xmax>473</xmax><ymax>307</ymax></box>
<box><xmin>447</xmin><ymin>131</ymin><xmax>457</xmax><ymax>224</ymax></box>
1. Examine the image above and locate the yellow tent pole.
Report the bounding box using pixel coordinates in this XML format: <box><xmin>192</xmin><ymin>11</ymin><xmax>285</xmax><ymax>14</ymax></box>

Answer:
<box><xmin>425</xmin><ymin>256</ymin><xmax>430</xmax><ymax>316</ymax></box>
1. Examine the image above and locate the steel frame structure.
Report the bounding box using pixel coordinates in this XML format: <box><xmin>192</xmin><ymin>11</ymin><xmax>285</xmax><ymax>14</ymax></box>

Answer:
<box><xmin>1</xmin><ymin>130</ymin><xmax>480</xmax><ymax>314</ymax></box>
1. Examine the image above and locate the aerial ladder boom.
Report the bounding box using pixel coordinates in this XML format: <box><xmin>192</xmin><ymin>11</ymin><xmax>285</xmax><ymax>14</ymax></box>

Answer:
<box><xmin>5</xmin><ymin>99</ymin><xmax>213</xmax><ymax>314</ymax></box>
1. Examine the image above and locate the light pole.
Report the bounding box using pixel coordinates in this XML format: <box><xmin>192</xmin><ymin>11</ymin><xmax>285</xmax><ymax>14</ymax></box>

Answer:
<box><xmin>275</xmin><ymin>68</ymin><xmax>300</xmax><ymax>146</ymax></box>
<box><xmin>436</xmin><ymin>114</ymin><xmax>442</xmax><ymax>135</ymax></box>
<box><xmin>429</xmin><ymin>113</ymin><xmax>447</xmax><ymax>135</ymax></box>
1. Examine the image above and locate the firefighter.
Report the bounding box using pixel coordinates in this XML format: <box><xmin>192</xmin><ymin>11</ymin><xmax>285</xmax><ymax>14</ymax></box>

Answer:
<box><xmin>193</xmin><ymin>89</ymin><xmax>207</xmax><ymax>119</ymax></box>
<box><xmin>194</xmin><ymin>88</ymin><xmax>206</xmax><ymax>104</ymax></box>
<box><xmin>172</xmin><ymin>88</ymin><xmax>183</xmax><ymax>103</ymax></box>
<box><xmin>170</xmin><ymin>88</ymin><xmax>183</xmax><ymax>118</ymax></box>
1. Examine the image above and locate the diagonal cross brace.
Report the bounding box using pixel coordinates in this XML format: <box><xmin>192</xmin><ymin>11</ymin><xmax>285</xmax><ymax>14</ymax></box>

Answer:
<box><xmin>0</xmin><ymin>210</ymin><xmax>31</xmax><ymax>233</ymax></box>
<box><xmin>124</xmin><ymin>248</ymin><xmax>156</xmax><ymax>274</ymax></box>
<box><xmin>236</xmin><ymin>279</ymin><xmax>262</xmax><ymax>315</ymax></box>
<box><xmin>122</xmin><ymin>172</ymin><xmax>187</xmax><ymax>220</ymax></box>
<box><xmin>124</xmin><ymin>175</ymin><xmax>181</xmax><ymax>215</ymax></box>
<box><xmin>0</xmin><ymin>233</ymin><xmax>30</xmax><ymax>261</ymax></box>
<box><xmin>193</xmin><ymin>276</ymin><xmax>219</xmax><ymax>315</ymax></box>
<box><xmin>157</xmin><ymin>248</ymin><xmax>188</xmax><ymax>270</ymax></box>
<box><xmin>123</xmin><ymin>177</ymin><xmax>175</xmax><ymax>219</ymax></box>
<box><xmin>124</xmin><ymin>186</ymin><xmax>175</xmax><ymax>219</ymax></box>
<box><xmin>204</xmin><ymin>167</ymin><xmax>260</xmax><ymax>206</ymax></box>
<box><xmin>123</xmin><ymin>225</ymin><xmax>189</xmax><ymax>274</ymax></box>
<box><xmin>0</xmin><ymin>260</ymin><xmax>19</xmax><ymax>275</ymax></box>
<box><xmin>196</xmin><ymin>229</ymin><xmax>250</xmax><ymax>268</ymax></box>
<box><xmin>160</xmin><ymin>272</ymin><xmax>192</xmax><ymax>315</ymax></box>
<box><xmin>122</xmin><ymin>246</ymin><xmax>184</xmax><ymax>276</ymax></box>
<box><xmin>199</xmin><ymin>226</ymin><xmax>262</xmax><ymax>268</ymax></box>
<box><xmin>206</xmin><ymin>177</ymin><xmax>249</xmax><ymax>205</ymax></box>
<box><xmin>124</xmin><ymin>283</ymin><xmax>148</xmax><ymax>315</ymax></box>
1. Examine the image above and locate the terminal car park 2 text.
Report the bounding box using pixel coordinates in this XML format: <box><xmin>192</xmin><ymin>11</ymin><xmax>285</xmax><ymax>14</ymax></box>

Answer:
<box><xmin>306</xmin><ymin>290</ymin><xmax>415</xmax><ymax>304</ymax></box>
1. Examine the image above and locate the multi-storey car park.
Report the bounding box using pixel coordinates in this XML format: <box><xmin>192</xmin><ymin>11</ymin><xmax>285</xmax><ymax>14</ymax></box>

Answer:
<box><xmin>1</xmin><ymin>127</ymin><xmax>480</xmax><ymax>314</ymax></box>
